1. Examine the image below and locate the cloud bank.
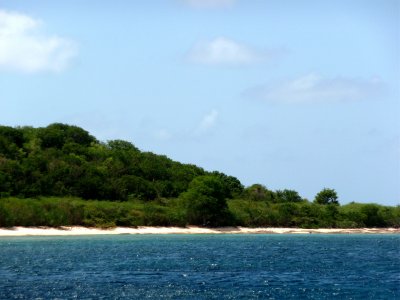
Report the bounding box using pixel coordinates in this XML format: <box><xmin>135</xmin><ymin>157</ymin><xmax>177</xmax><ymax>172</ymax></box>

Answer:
<box><xmin>151</xmin><ymin>109</ymin><xmax>219</xmax><ymax>142</ymax></box>
<box><xmin>246</xmin><ymin>73</ymin><xmax>384</xmax><ymax>103</ymax></box>
<box><xmin>153</xmin><ymin>129</ymin><xmax>172</xmax><ymax>141</ymax></box>
<box><xmin>196</xmin><ymin>109</ymin><xmax>219</xmax><ymax>133</ymax></box>
<box><xmin>0</xmin><ymin>10</ymin><xmax>77</xmax><ymax>73</ymax></box>
<box><xmin>187</xmin><ymin>37</ymin><xmax>270</xmax><ymax>66</ymax></box>
<box><xmin>182</xmin><ymin>0</ymin><xmax>235</xmax><ymax>9</ymax></box>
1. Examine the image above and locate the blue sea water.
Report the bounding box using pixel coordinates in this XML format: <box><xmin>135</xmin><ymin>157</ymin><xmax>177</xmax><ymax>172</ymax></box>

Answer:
<box><xmin>0</xmin><ymin>234</ymin><xmax>399</xmax><ymax>299</ymax></box>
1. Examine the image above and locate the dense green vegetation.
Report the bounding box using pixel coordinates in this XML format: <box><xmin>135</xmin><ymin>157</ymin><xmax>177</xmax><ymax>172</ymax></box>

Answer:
<box><xmin>0</xmin><ymin>123</ymin><xmax>399</xmax><ymax>228</ymax></box>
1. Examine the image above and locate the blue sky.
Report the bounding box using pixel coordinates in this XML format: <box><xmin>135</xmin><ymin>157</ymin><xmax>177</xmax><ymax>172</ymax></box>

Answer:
<box><xmin>0</xmin><ymin>0</ymin><xmax>399</xmax><ymax>205</ymax></box>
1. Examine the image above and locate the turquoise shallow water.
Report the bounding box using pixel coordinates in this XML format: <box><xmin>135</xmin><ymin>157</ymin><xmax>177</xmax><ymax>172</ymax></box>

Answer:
<box><xmin>0</xmin><ymin>234</ymin><xmax>399</xmax><ymax>299</ymax></box>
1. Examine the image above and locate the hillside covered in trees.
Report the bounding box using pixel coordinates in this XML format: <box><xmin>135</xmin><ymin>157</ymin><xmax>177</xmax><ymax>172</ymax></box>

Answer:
<box><xmin>0</xmin><ymin>123</ymin><xmax>399</xmax><ymax>228</ymax></box>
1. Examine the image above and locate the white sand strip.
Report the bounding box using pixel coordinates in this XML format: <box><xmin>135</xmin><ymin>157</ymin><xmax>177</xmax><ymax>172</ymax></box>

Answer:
<box><xmin>0</xmin><ymin>226</ymin><xmax>399</xmax><ymax>236</ymax></box>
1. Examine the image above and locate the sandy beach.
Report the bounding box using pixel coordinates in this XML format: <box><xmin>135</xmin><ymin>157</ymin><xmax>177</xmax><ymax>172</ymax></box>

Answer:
<box><xmin>0</xmin><ymin>226</ymin><xmax>399</xmax><ymax>236</ymax></box>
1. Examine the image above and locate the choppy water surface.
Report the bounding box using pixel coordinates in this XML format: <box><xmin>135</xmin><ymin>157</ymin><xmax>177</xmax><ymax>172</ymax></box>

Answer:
<box><xmin>0</xmin><ymin>234</ymin><xmax>399</xmax><ymax>299</ymax></box>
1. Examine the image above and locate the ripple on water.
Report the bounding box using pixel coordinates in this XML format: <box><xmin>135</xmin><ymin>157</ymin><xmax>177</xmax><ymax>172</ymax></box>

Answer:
<box><xmin>0</xmin><ymin>234</ymin><xmax>399</xmax><ymax>299</ymax></box>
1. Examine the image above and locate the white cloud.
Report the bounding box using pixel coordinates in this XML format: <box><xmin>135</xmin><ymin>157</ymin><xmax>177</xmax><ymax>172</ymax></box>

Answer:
<box><xmin>196</xmin><ymin>109</ymin><xmax>219</xmax><ymax>134</ymax></box>
<box><xmin>187</xmin><ymin>37</ymin><xmax>269</xmax><ymax>66</ymax></box>
<box><xmin>182</xmin><ymin>0</ymin><xmax>235</xmax><ymax>9</ymax></box>
<box><xmin>148</xmin><ymin>110</ymin><xmax>220</xmax><ymax>142</ymax></box>
<box><xmin>0</xmin><ymin>10</ymin><xmax>77</xmax><ymax>73</ymax></box>
<box><xmin>246</xmin><ymin>73</ymin><xmax>384</xmax><ymax>103</ymax></box>
<box><xmin>153</xmin><ymin>129</ymin><xmax>172</xmax><ymax>141</ymax></box>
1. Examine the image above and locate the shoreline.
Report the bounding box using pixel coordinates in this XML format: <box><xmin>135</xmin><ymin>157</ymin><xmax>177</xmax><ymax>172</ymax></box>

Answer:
<box><xmin>0</xmin><ymin>226</ymin><xmax>399</xmax><ymax>236</ymax></box>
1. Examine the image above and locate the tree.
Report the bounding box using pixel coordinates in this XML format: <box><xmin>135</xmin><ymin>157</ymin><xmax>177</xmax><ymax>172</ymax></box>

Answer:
<box><xmin>243</xmin><ymin>184</ymin><xmax>275</xmax><ymax>202</ymax></box>
<box><xmin>39</xmin><ymin>123</ymin><xmax>96</xmax><ymax>149</ymax></box>
<box><xmin>275</xmin><ymin>189</ymin><xmax>303</xmax><ymax>203</ymax></box>
<box><xmin>276</xmin><ymin>202</ymin><xmax>297</xmax><ymax>226</ymax></box>
<box><xmin>0</xmin><ymin>126</ymin><xmax>25</xmax><ymax>159</ymax></box>
<box><xmin>211</xmin><ymin>171</ymin><xmax>244</xmax><ymax>198</ymax></box>
<box><xmin>360</xmin><ymin>204</ymin><xmax>385</xmax><ymax>227</ymax></box>
<box><xmin>314</xmin><ymin>188</ymin><xmax>339</xmax><ymax>205</ymax></box>
<box><xmin>0</xmin><ymin>126</ymin><xmax>24</xmax><ymax>147</ymax></box>
<box><xmin>180</xmin><ymin>175</ymin><xmax>232</xmax><ymax>226</ymax></box>
<box><xmin>107</xmin><ymin>140</ymin><xmax>139</xmax><ymax>152</ymax></box>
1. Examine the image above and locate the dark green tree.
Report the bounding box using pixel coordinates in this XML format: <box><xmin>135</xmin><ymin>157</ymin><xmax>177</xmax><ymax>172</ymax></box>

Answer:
<box><xmin>314</xmin><ymin>188</ymin><xmax>339</xmax><ymax>205</ymax></box>
<box><xmin>38</xmin><ymin>123</ymin><xmax>96</xmax><ymax>149</ymax></box>
<box><xmin>243</xmin><ymin>184</ymin><xmax>275</xmax><ymax>202</ymax></box>
<box><xmin>0</xmin><ymin>126</ymin><xmax>25</xmax><ymax>159</ymax></box>
<box><xmin>181</xmin><ymin>175</ymin><xmax>232</xmax><ymax>226</ymax></box>
<box><xmin>211</xmin><ymin>171</ymin><xmax>244</xmax><ymax>198</ymax></box>
<box><xmin>275</xmin><ymin>189</ymin><xmax>303</xmax><ymax>203</ymax></box>
<box><xmin>107</xmin><ymin>140</ymin><xmax>139</xmax><ymax>152</ymax></box>
<box><xmin>360</xmin><ymin>204</ymin><xmax>386</xmax><ymax>227</ymax></box>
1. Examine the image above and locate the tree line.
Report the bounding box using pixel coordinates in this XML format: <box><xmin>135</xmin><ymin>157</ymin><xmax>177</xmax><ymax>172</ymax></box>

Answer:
<box><xmin>0</xmin><ymin>123</ymin><xmax>398</xmax><ymax>228</ymax></box>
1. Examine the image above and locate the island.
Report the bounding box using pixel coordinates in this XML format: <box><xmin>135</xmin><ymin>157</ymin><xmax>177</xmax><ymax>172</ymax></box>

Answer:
<box><xmin>1</xmin><ymin>123</ymin><xmax>399</xmax><ymax>231</ymax></box>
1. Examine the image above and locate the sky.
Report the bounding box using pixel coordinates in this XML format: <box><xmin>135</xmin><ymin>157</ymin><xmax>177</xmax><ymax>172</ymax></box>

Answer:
<box><xmin>0</xmin><ymin>0</ymin><xmax>399</xmax><ymax>205</ymax></box>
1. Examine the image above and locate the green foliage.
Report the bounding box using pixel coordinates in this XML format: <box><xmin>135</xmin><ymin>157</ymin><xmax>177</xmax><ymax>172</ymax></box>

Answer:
<box><xmin>38</xmin><ymin>123</ymin><xmax>96</xmax><ymax>149</ymax></box>
<box><xmin>276</xmin><ymin>202</ymin><xmax>298</xmax><ymax>226</ymax></box>
<box><xmin>337</xmin><ymin>202</ymin><xmax>393</xmax><ymax>228</ymax></box>
<box><xmin>0</xmin><ymin>123</ymin><xmax>397</xmax><ymax>229</ymax></box>
<box><xmin>0</xmin><ymin>197</ymin><xmax>188</xmax><ymax>228</ymax></box>
<box><xmin>0</xmin><ymin>200</ymin><xmax>14</xmax><ymax>227</ymax></box>
<box><xmin>228</xmin><ymin>199</ymin><xmax>276</xmax><ymax>227</ymax></box>
<box><xmin>107</xmin><ymin>140</ymin><xmax>139</xmax><ymax>152</ymax></box>
<box><xmin>180</xmin><ymin>175</ymin><xmax>232</xmax><ymax>226</ymax></box>
<box><xmin>243</xmin><ymin>184</ymin><xmax>275</xmax><ymax>202</ymax></box>
<box><xmin>0</xmin><ymin>124</ymin><xmax>214</xmax><ymax>201</ymax></box>
<box><xmin>360</xmin><ymin>204</ymin><xmax>385</xmax><ymax>227</ymax></box>
<box><xmin>378</xmin><ymin>205</ymin><xmax>400</xmax><ymax>227</ymax></box>
<box><xmin>83</xmin><ymin>201</ymin><xmax>128</xmax><ymax>228</ymax></box>
<box><xmin>0</xmin><ymin>197</ymin><xmax>82</xmax><ymax>227</ymax></box>
<box><xmin>0</xmin><ymin>126</ymin><xmax>25</xmax><ymax>159</ymax></box>
<box><xmin>296</xmin><ymin>203</ymin><xmax>323</xmax><ymax>228</ymax></box>
<box><xmin>211</xmin><ymin>171</ymin><xmax>244</xmax><ymax>198</ymax></box>
<box><xmin>0</xmin><ymin>196</ymin><xmax>398</xmax><ymax>228</ymax></box>
<box><xmin>275</xmin><ymin>189</ymin><xmax>303</xmax><ymax>203</ymax></box>
<box><xmin>314</xmin><ymin>188</ymin><xmax>339</xmax><ymax>205</ymax></box>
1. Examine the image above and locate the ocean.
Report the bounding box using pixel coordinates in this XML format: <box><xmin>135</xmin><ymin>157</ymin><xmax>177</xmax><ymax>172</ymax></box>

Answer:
<box><xmin>0</xmin><ymin>234</ymin><xmax>399</xmax><ymax>299</ymax></box>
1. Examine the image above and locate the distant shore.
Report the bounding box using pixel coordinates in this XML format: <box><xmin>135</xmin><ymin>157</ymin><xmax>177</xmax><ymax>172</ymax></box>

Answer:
<box><xmin>0</xmin><ymin>226</ymin><xmax>399</xmax><ymax>236</ymax></box>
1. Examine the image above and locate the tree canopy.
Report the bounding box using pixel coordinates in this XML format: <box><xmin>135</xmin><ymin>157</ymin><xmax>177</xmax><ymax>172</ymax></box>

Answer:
<box><xmin>0</xmin><ymin>123</ymin><xmax>397</xmax><ymax>229</ymax></box>
<box><xmin>181</xmin><ymin>175</ymin><xmax>232</xmax><ymax>226</ymax></box>
<box><xmin>314</xmin><ymin>188</ymin><xmax>339</xmax><ymax>205</ymax></box>
<box><xmin>0</xmin><ymin>123</ymin><xmax>236</xmax><ymax>201</ymax></box>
